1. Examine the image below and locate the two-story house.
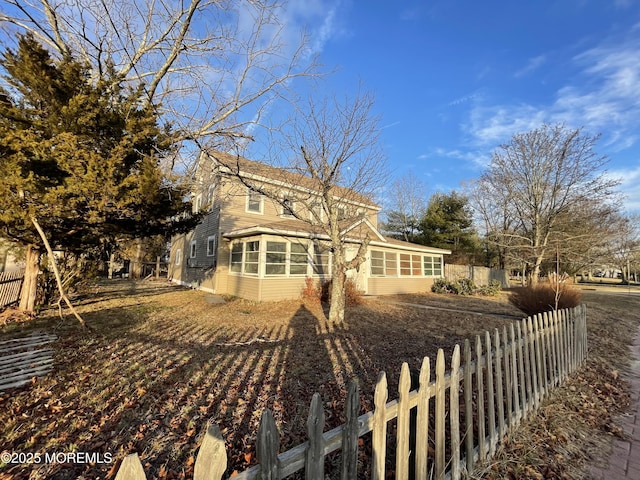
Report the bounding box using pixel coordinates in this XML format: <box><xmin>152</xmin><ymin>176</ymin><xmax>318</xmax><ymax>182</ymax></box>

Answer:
<box><xmin>168</xmin><ymin>151</ymin><xmax>450</xmax><ymax>301</ymax></box>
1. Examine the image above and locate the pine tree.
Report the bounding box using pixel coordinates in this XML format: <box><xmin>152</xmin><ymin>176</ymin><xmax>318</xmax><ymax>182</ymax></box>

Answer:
<box><xmin>0</xmin><ymin>35</ymin><xmax>196</xmax><ymax>314</ymax></box>
<box><xmin>419</xmin><ymin>191</ymin><xmax>480</xmax><ymax>264</ymax></box>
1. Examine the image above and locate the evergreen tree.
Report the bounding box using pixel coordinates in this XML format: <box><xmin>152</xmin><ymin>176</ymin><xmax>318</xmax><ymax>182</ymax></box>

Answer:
<box><xmin>419</xmin><ymin>191</ymin><xmax>480</xmax><ymax>264</ymax></box>
<box><xmin>0</xmin><ymin>35</ymin><xmax>196</xmax><ymax>314</ymax></box>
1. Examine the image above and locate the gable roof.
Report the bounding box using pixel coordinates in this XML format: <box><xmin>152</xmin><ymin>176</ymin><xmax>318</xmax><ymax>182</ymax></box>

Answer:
<box><xmin>204</xmin><ymin>150</ymin><xmax>380</xmax><ymax>210</ymax></box>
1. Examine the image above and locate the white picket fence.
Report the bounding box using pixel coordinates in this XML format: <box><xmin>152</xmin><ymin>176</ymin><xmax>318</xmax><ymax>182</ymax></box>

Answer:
<box><xmin>116</xmin><ymin>305</ymin><xmax>588</xmax><ymax>480</ymax></box>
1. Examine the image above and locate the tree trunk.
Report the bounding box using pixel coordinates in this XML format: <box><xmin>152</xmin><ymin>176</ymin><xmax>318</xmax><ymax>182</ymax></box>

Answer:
<box><xmin>328</xmin><ymin>268</ymin><xmax>346</xmax><ymax>324</ymax></box>
<box><xmin>19</xmin><ymin>244</ymin><xmax>40</xmax><ymax>313</ymax></box>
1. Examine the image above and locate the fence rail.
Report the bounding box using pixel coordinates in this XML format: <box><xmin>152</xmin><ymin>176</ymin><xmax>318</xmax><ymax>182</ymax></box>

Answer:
<box><xmin>115</xmin><ymin>305</ymin><xmax>588</xmax><ymax>480</ymax></box>
<box><xmin>0</xmin><ymin>269</ymin><xmax>24</xmax><ymax>309</ymax></box>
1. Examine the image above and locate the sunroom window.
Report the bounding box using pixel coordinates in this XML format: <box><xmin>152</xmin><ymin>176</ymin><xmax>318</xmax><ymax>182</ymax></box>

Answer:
<box><xmin>265</xmin><ymin>241</ymin><xmax>286</xmax><ymax>275</ymax></box>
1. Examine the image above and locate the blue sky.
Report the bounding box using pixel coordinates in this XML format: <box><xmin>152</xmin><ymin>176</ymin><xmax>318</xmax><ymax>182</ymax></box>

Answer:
<box><xmin>268</xmin><ymin>0</ymin><xmax>640</xmax><ymax>213</ymax></box>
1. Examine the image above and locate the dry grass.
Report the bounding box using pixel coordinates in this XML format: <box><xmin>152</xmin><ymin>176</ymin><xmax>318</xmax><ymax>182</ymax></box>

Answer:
<box><xmin>508</xmin><ymin>283</ymin><xmax>583</xmax><ymax>316</ymax></box>
<box><xmin>0</xmin><ymin>281</ymin><xmax>638</xmax><ymax>479</ymax></box>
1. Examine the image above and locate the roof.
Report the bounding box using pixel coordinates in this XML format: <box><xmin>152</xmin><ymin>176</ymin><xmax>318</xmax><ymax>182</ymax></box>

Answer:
<box><xmin>205</xmin><ymin>150</ymin><xmax>380</xmax><ymax>210</ymax></box>
<box><xmin>222</xmin><ymin>218</ymin><xmax>451</xmax><ymax>255</ymax></box>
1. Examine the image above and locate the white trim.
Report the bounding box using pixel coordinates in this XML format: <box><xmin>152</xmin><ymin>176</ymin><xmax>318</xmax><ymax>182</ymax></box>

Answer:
<box><xmin>341</xmin><ymin>217</ymin><xmax>386</xmax><ymax>242</ymax></box>
<box><xmin>190</xmin><ymin>240</ymin><xmax>197</xmax><ymax>258</ymax></box>
<box><xmin>246</xmin><ymin>188</ymin><xmax>264</xmax><ymax>214</ymax></box>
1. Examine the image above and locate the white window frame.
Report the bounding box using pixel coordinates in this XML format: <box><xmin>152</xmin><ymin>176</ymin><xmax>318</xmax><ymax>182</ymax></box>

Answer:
<box><xmin>175</xmin><ymin>249</ymin><xmax>182</xmax><ymax>265</ymax></box>
<box><xmin>246</xmin><ymin>189</ymin><xmax>264</xmax><ymax>214</ymax></box>
<box><xmin>230</xmin><ymin>243</ymin><xmax>243</xmax><ymax>273</ymax></box>
<box><xmin>193</xmin><ymin>194</ymin><xmax>202</xmax><ymax>213</ymax></box>
<box><xmin>281</xmin><ymin>197</ymin><xmax>296</xmax><ymax>218</ymax></box>
<box><xmin>190</xmin><ymin>240</ymin><xmax>197</xmax><ymax>258</ymax></box>
<box><xmin>207</xmin><ymin>235</ymin><xmax>217</xmax><ymax>257</ymax></box>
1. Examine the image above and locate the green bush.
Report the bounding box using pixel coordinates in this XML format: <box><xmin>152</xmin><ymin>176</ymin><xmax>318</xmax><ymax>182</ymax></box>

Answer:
<box><xmin>477</xmin><ymin>279</ymin><xmax>502</xmax><ymax>296</ymax></box>
<box><xmin>432</xmin><ymin>278</ymin><xmax>502</xmax><ymax>296</ymax></box>
<box><xmin>508</xmin><ymin>283</ymin><xmax>582</xmax><ymax>316</ymax></box>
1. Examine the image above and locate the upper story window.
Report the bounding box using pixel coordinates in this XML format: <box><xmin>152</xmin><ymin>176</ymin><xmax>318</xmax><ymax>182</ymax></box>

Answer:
<box><xmin>190</xmin><ymin>240</ymin><xmax>197</xmax><ymax>258</ymax></box>
<box><xmin>193</xmin><ymin>194</ymin><xmax>202</xmax><ymax>213</ymax></box>
<box><xmin>281</xmin><ymin>198</ymin><xmax>296</xmax><ymax>217</ymax></box>
<box><xmin>207</xmin><ymin>235</ymin><xmax>217</xmax><ymax>257</ymax></box>
<box><xmin>247</xmin><ymin>189</ymin><xmax>263</xmax><ymax>214</ymax></box>
<box><xmin>207</xmin><ymin>185</ymin><xmax>215</xmax><ymax>210</ymax></box>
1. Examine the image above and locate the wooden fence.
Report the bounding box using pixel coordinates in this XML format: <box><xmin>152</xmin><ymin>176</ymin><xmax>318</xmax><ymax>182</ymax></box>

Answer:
<box><xmin>445</xmin><ymin>264</ymin><xmax>509</xmax><ymax>288</ymax></box>
<box><xmin>0</xmin><ymin>269</ymin><xmax>24</xmax><ymax>309</ymax></box>
<box><xmin>115</xmin><ymin>305</ymin><xmax>588</xmax><ymax>480</ymax></box>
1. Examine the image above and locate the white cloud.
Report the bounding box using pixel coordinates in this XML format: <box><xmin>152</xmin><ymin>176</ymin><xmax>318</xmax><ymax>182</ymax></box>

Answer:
<box><xmin>514</xmin><ymin>55</ymin><xmax>546</xmax><ymax>78</ymax></box>
<box><xmin>606</xmin><ymin>165</ymin><xmax>640</xmax><ymax>212</ymax></box>
<box><xmin>464</xmin><ymin>32</ymin><xmax>640</xmax><ymax>151</ymax></box>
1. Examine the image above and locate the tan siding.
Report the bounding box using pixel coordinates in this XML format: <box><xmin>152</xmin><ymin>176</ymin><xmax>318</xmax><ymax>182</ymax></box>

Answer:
<box><xmin>258</xmin><ymin>277</ymin><xmax>307</xmax><ymax>301</ymax></box>
<box><xmin>367</xmin><ymin>277</ymin><xmax>435</xmax><ymax>296</ymax></box>
<box><xmin>226</xmin><ymin>274</ymin><xmax>261</xmax><ymax>300</ymax></box>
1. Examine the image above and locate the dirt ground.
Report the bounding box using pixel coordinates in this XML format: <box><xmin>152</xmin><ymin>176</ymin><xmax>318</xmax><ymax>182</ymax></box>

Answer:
<box><xmin>0</xmin><ymin>280</ymin><xmax>639</xmax><ymax>479</ymax></box>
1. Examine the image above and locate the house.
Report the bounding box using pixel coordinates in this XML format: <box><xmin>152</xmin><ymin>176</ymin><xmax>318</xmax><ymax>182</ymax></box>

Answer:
<box><xmin>168</xmin><ymin>151</ymin><xmax>450</xmax><ymax>301</ymax></box>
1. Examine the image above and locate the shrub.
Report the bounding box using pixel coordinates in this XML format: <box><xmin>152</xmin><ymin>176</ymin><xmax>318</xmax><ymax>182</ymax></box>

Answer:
<box><xmin>301</xmin><ymin>277</ymin><xmax>318</xmax><ymax>302</ymax></box>
<box><xmin>476</xmin><ymin>279</ymin><xmax>502</xmax><ymax>296</ymax></box>
<box><xmin>508</xmin><ymin>283</ymin><xmax>582</xmax><ymax>316</ymax></box>
<box><xmin>432</xmin><ymin>278</ymin><xmax>502</xmax><ymax>296</ymax></box>
<box><xmin>431</xmin><ymin>278</ymin><xmax>477</xmax><ymax>295</ymax></box>
<box><xmin>301</xmin><ymin>277</ymin><xmax>363</xmax><ymax>306</ymax></box>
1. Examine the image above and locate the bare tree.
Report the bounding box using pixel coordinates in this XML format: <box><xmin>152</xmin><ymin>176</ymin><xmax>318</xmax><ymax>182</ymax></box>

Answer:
<box><xmin>472</xmin><ymin>124</ymin><xmax>620</xmax><ymax>285</ymax></box>
<box><xmin>0</xmin><ymin>0</ymin><xmax>321</xmax><ymax>163</ymax></box>
<box><xmin>603</xmin><ymin>213</ymin><xmax>640</xmax><ymax>283</ymax></box>
<box><xmin>382</xmin><ymin>173</ymin><xmax>428</xmax><ymax>242</ymax></box>
<box><xmin>219</xmin><ymin>89</ymin><xmax>386</xmax><ymax>323</ymax></box>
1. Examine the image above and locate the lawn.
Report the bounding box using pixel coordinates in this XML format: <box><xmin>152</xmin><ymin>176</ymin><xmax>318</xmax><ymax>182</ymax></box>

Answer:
<box><xmin>0</xmin><ymin>280</ymin><xmax>638</xmax><ymax>479</ymax></box>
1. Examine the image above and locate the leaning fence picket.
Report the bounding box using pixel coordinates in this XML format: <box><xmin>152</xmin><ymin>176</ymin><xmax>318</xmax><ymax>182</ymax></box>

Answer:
<box><xmin>475</xmin><ymin>335</ymin><xmax>487</xmax><ymax>462</ymax></box>
<box><xmin>485</xmin><ymin>331</ymin><xmax>497</xmax><ymax>457</ymax></box>
<box><xmin>396</xmin><ymin>363</ymin><xmax>411</xmax><ymax>480</ymax></box>
<box><xmin>415</xmin><ymin>357</ymin><xmax>430</xmax><ymax>480</ymax></box>
<box><xmin>463</xmin><ymin>340</ymin><xmax>474</xmax><ymax>473</ymax></box>
<box><xmin>494</xmin><ymin>328</ymin><xmax>505</xmax><ymax>444</ymax></box>
<box><xmin>450</xmin><ymin>345</ymin><xmax>461</xmax><ymax>480</ymax></box>
<box><xmin>305</xmin><ymin>393</ymin><xmax>325</xmax><ymax>479</ymax></box>
<box><xmin>113</xmin><ymin>306</ymin><xmax>589</xmax><ymax>480</ymax></box>
<box><xmin>434</xmin><ymin>349</ymin><xmax>446</xmax><ymax>479</ymax></box>
<box><xmin>341</xmin><ymin>381</ymin><xmax>359</xmax><ymax>480</ymax></box>
<box><xmin>372</xmin><ymin>372</ymin><xmax>388</xmax><ymax>480</ymax></box>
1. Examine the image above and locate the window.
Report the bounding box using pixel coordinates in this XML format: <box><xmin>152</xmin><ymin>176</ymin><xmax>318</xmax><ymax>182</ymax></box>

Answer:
<box><xmin>412</xmin><ymin>255</ymin><xmax>422</xmax><ymax>276</ymax></box>
<box><xmin>281</xmin><ymin>198</ymin><xmax>295</xmax><ymax>217</ymax></box>
<box><xmin>175</xmin><ymin>249</ymin><xmax>181</xmax><ymax>265</ymax></box>
<box><xmin>400</xmin><ymin>254</ymin><xmax>411</xmax><ymax>276</ymax></box>
<box><xmin>247</xmin><ymin>189</ymin><xmax>263</xmax><ymax>213</ymax></box>
<box><xmin>244</xmin><ymin>241</ymin><xmax>259</xmax><ymax>274</ymax></box>
<box><xmin>385</xmin><ymin>253</ymin><xmax>397</xmax><ymax>276</ymax></box>
<box><xmin>207</xmin><ymin>236</ymin><xmax>217</xmax><ymax>256</ymax></box>
<box><xmin>207</xmin><ymin>185</ymin><xmax>215</xmax><ymax>210</ymax></box>
<box><xmin>290</xmin><ymin>243</ymin><xmax>309</xmax><ymax>275</ymax></box>
<box><xmin>190</xmin><ymin>240</ymin><xmax>197</xmax><ymax>258</ymax></box>
<box><xmin>370</xmin><ymin>251</ymin><xmax>398</xmax><ymax>277</ymax></box>
<box><xmin>193</xmin><ymin>195</ymin><xmax>202</xmax><ymax>213</ymax></box>
<box><xmin>423</xmin><ymin>256</ymin><xmax>443</xmax><ymax>277</ymax></box>
<box><xmin>312</xmin><ymin>242</ymin><xmax>331</xmax><ymax>276</ymax></box>
<box><xmin>266</xmin><ymin>241</ymin><xmax>286</xmax><ymax>275</ymax></box>
<box><xmin>230</xmin><ymin>243</ymin><xmax>243</xmax><ymax>272</ymax></box>
<box><xmin>337</xmin><ymin>207</ymin><xmax>347</xmax><ymax>220</ymax></box>
<box><xmin>371</xmin><ymin>251</ymin><xmax>384</xmax><ymax>276</ymax></box>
